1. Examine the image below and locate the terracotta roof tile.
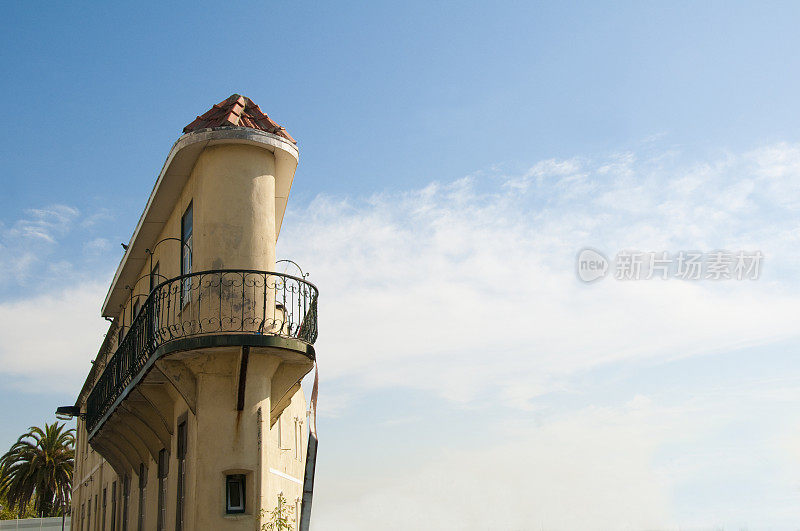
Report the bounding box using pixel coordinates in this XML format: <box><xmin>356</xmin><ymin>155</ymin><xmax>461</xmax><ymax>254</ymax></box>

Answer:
<box><xmin>183</xmin><ymin>94</ymin><xmax>296</xmax><ymax>144</ymax></box>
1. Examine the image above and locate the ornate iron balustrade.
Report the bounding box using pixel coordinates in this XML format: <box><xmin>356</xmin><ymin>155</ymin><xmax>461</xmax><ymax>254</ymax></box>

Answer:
<box><xmin>86</xmin><ymin>269</ymin><xmax>318</xmax><ymax>434</ymax></box>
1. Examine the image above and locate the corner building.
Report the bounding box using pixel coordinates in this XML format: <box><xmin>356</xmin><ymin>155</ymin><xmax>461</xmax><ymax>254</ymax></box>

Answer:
<box><xmin>66</xmin><ymin>95</ymin><xmax>318</xmax><ymax>531</ymax></box>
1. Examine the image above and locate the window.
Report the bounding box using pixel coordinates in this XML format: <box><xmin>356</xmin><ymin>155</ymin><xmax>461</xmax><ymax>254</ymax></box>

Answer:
<box><xmin>102</xmin><ymin>487</ymin><xmax>107</xmax><ymax>531</ymax></box>
<box><xmin>180</xmin><ymin>202</ymin><xmax>193</xmax><ymax>306</ymax></box>
<box><xmin>87</xmin><ymin>493</ymin><xmax>91</xmax><ymax>530</ymax></box>
<box><xmin>132</xmin><ymin>299</ymin><xmax>141</xmax><ymax>321</ymax></box>
<box><xmin>295</xmin><ymin>499</ymin><xmax>301</xmax><ymax>531</ymax></box>
<box><xmin>276</xmin><ymin>416</ymin><xmax>282</xmax><ymax>448</ymax></box>
<box><xmin>137</xmin><ymin>464</ymin><xmax>147</xmax><ymax>531</ymax></box>
<box><xmin>80</xmin><ymin>425</ymin><xmax>87</xmax><ymax>460</ymax></box>
<box><xmin>122</xmin><ymin>475</ymin><xmax>130</xmax><ymax>531</ymax></box>
<box><xmin>94</xmin><ymin>495</ymin><xmax>98</xmax><ymax>531</ymax></box>
<box><xmin>81</xmin><ymin>504</ymin><xmax>85</xmax><ymax>531</ymax></box>
<box><xmin>226</xmin><ymin>475</ymin><xmax>245</xmax><ymax>514</ymax></box>
<box><xmin>294</xmin><ymin>418</ymin><xmax>302</xmax><ymax>460</ymax></box>
<box><xmin>110</xmin><ymin>482</ymin><xmax>117</xmax><ymax>531</ymax></box>
<box><xmin>149</xmin><ymin>262</ymin><xmax>160</xmax><ymax>293</ymax></box>
<box><xmin>117</xmin><ymin>317</ymin><xmax>125</xmax><ymax>347</ymax></box>
<box><xmin>150</xmin><ymin>262</ymin><xmax>161</xmax><ymax>343</ymax></box>
<box><xmin>157</xmin><ymin>449</ymin><xmax>168</xmax><ymax>531</ymax></box>
<box><xmin>176</xmin><ymin>422</ymin><xmax>187</xmax><ymax>531</ymax></box>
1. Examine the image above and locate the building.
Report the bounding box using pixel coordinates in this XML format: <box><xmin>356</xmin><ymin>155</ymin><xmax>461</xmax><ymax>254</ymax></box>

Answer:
<box><xmin>60</xmin><ymin>95</ymin><xmax>318</xmax><ymax>531</ymax></box>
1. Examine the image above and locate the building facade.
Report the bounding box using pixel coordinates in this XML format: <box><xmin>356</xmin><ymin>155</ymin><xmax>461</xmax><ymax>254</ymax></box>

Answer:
<box><xmin>63</xmin><ymin>95</ymin><xmax>318</xmax><ymax>531</ymax></box>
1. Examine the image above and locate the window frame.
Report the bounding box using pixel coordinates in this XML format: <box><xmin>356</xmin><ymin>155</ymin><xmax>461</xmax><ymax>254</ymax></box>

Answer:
<box><xmin>294</xmin><ymin>418</ymin><xmax>302</xmax><ymax>460</ymax></box>
<box><xmin>225</xmin><ymin>474</ymin><xmax>246</xmax><ymax>514</ymax></box>
<box><xmin>157</xmin><ymin>449</ymin><xmax>168</xmax><ymax>531</ymax></box>
<box><xmin>110</xmin><ymin>481</ymin><xmax>117</xmax><ymax>531</ymax></box>
<box><xmin>175</xmin><ymin>422</ymin><xmax>187</xmax><ymax>531</ymax></box>
<box><xmin>180</xmin><ymin>202</ymin><xmax>193</xmax><ymax>308</ymax></box>
<box><xmin>117</xmin><ymin>318</ymin><xmax>125</xmax><ymax>348</ymax></box>
<box><xmin>149</xmin><ymin>262</ymin><xmax>160</xmax><ymax>294</ymax></box>
<box><xmin>149</xmin><ymin>262</ymin><xmax>161</xmax><ymax>343</ymax></box>
<box><xmin>122</xmin><ymin>474</ymin><xmax>130</xmax><ymax>531</ymax></box>
<box><xmin>137</xmin><ymin>464</ymin><xmax>147</xmax><ymax>531</ymax></box>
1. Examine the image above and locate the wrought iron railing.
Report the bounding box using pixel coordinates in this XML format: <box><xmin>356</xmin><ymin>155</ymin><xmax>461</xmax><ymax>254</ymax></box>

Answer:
<box><xmin>86</xmin><ymin>269</ymin><xmax>318</xmax><ymax>434</ymax></box>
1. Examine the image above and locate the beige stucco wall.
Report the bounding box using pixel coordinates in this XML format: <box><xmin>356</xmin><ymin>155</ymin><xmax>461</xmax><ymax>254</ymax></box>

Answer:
<box><xmin>194</xmin><ymin>144</ymin><xmax>277</xmax><ymax>272</ymax></box>
<box><xmin>108</xmin><ymin>142</ymin><xmax>280</xmax><ymax>345</ymax></box>
<box><xmin>73</xmin><ymin>138</ymin><xmax>312</xmax><ymax>531</ymax></box>
<box><xmin>74</xmin><ymin>354</ymin><xmax>309</xmax><ymax>531</ymax></box>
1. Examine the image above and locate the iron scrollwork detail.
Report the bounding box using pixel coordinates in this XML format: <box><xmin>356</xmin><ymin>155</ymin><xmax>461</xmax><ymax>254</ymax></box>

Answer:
<box><xmin>86</xmin><ymin>269</ymin><xmax>318</xmax><ymax>434</ymax></box>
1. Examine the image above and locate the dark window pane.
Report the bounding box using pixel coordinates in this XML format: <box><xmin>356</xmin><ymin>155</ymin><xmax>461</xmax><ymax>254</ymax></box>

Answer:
<box><xmin>226</xmin><ymin>475</ymin><xmax>245</xmax><ymax>513</ymax></box>
<box><xmin>150</xmin><ymin>263</ymin><xmax>159</xmax><ymax>293</ymax></box>
<box><xmin>158</xmin><ymin>449</ymin><xmax>169</xmax><ymax>478</ymax></box>
<box><xmin>180</xmin><ymin>203</ymin><xmax>193</xmax><ymax>305</ymax></box>
<box><xmin>177</xmin><ymin>422</ymin><xmax>187</xmax><ymax>459</ymax></box>
<box><xmin>229</xmin><ymin>482</ymin><xmax>241</xmax><ymax>507</ymax></box>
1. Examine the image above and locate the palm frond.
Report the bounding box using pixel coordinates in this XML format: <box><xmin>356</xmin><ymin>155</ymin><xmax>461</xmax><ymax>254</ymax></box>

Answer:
<box><xmin>0</xmin><ymin>422</ymin><xmax>75</xmax><ymax>517</ymax></box>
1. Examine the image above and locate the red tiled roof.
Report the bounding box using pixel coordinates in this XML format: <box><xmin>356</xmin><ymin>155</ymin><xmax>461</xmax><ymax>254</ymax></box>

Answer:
<box><xmin>183</xmin><ymin>94</ymin><xmax>296</xmax><ymax>144</ymax></box>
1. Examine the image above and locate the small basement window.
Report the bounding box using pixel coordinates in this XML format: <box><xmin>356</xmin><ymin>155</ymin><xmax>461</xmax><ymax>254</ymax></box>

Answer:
<box><xmin>226</xmin><ymin>474</ymin><xmax>246</xmax><ymax>514</ymax></box>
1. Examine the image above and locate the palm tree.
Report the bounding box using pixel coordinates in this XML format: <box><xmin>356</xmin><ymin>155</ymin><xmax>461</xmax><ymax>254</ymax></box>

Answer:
<box><xmin>0</xmin><ymin>423</ymin><xmax>74</xmax><ymax>518</ymax></box>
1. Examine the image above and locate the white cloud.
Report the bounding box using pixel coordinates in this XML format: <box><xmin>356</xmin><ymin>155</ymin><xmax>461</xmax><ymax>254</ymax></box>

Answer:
<box><xmin>6</xmin><ymin>204</ymin><xmax>79</xmax><ymax>243</ymax></box>
<box><xmin>79</xmin><ymin>208</ymin><xmax>113</xmax><ymax>229</ymax></box>
<box><xmin>280</xmin><ymin>143</ymin><xmax>800</xmax><ymax>411</ymax></box>
<box><xmin>0</xmin><ymin>280</ymin><xmax>108</xmax><ymax>393</ymax></box>
<box><xmin>0</xmin><ymin>204</ymin><xmax>84</xmax><ymax>287</ymax></box>
<box><xmin>285</xmin><ymin>143</ymin><xmax>800</xmax><ymax>527</ymax></box>
<box><xmin>83</xmin><ymin>237</ymin><xmax>110</xmax><ymax>255</ymax></box>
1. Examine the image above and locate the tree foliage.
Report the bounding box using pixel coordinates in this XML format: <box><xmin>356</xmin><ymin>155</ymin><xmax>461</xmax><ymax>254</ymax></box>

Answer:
<box><xmin>0</xmin><ymin>492</ymin><xmax>36</xmax><ymax>520</ymax></box>
<box><xmin>0</xmin><ymin>423</ymin><xmax>74</xmax><ymax>518</ymax></box>
<box><xmin>261</xmin><ymin>492</ymin><xmax>296</xmax><ymax>531</ymax></box>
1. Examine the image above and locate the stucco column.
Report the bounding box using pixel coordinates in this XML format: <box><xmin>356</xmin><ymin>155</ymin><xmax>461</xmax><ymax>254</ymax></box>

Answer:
<box><xmin>192</xmin><ymin>144</ymin><xmax>278</xmax><ymax>273</ymax></box>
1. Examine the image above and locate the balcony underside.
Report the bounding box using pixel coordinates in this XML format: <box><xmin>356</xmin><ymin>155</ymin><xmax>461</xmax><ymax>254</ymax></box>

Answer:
<box><xmin>88</xmin><ymin>333</ymin><xmax>314</xmax><ymax>443</ymax></box>
<box><xmin>89</xmin><ymin>334</ymin><xmax>314</xmax><ymax>474</ymax></box>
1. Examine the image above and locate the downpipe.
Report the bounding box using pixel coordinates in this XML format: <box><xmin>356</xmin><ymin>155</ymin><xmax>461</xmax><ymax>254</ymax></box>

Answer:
<box><xmin>299</xmin><ymin>365</ymin><xmax>319</xmax><ymax>531</ymax></box>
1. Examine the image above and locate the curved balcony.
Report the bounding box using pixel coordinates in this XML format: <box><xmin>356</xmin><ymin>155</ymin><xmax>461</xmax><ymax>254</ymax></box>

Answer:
<box><xmin>86</xmin><ymin>269</ymin><xmax>318</xmax><ymax>435</ymax></box>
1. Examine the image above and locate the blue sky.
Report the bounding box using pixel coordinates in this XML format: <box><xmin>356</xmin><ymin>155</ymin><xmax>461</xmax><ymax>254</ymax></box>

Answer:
<box><xmin>2</xmin><ymin>2</ymin><xmax>800</xmax><ymax>529</ymax></box>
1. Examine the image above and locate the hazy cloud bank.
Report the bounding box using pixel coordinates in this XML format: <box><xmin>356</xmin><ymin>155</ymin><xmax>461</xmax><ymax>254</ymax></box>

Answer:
<box><xmin>280</xmin><ymin>143</ymin><xmax>800</xmax><ymax>412</ymax></box>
